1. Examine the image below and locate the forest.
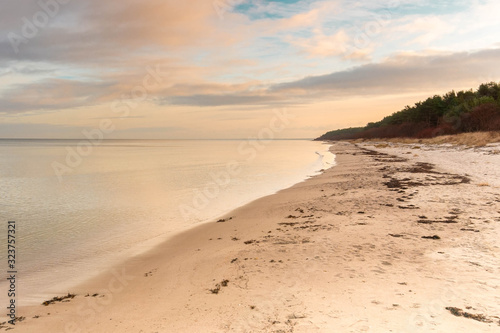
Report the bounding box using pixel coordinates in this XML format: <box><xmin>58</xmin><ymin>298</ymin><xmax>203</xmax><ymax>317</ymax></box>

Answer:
<box><xmin>316</xmin><ymin>82</ymin><xmax>500</xmax><ymax>141</ymax></box>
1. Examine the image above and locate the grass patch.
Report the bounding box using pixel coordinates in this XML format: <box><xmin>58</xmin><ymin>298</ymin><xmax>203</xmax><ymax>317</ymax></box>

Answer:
<box><xmin>364</xmin><ymin>131</ymin><xmax>500</xmax><ymax>147</ymax></box>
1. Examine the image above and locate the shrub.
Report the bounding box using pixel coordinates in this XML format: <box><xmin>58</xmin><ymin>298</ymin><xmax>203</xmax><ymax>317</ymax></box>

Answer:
<box><xmin>462</xmin><ymin>103</ymin><xmax>500</xmax><ymax>132</ymax></box>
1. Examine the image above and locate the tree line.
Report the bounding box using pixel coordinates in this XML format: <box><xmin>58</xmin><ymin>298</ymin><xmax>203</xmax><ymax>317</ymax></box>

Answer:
<box><xmin>316</xmin><ymin>82</ymin><xmax>500</xmax><ymax>140</ymax></box>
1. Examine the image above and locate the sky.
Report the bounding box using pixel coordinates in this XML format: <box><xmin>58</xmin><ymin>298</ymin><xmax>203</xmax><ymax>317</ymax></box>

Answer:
<box><xmin>1</xmin><ymin>0</ymin><xmax>500</xmax><ymax>139</ymax></box>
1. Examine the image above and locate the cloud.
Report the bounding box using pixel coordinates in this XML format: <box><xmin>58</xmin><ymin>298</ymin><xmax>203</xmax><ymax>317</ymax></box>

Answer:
<box><xmin>0</xmin><ymin>65</ymin><xmax>54</xmax><ymax>76</ymax></box>
<box><xmin>289</xmin><ymin>28</ymin><xmax>351</xmax><ymax>58</ymax></box>
<box><xmin>272</xmin><ymin>48</ymin><xmax>500</xmax><ymax>96</ymax></box>
<box><xmin>0</xmin><ymin>0</ymin><xmax>232</xmax><ymax>64</ymax></box>
<box><xmin>3</xmin><ymin>45</ymin><xmax>500</xmax><ymax>111</ymax></box>
<box><xmin>145</xmin><ymin>48</ymin><xmax>500</xmax><ymax>108</ymax></box>
<box><xmin>0</xmin><ymin>78</ymin><xmax>117</xmax><ymax>113</ymax></box>
<box><xmin>166</xmin><ymin>94</ymin><xmax>281</xmax><ymax>107</ymax></box>
<box><xmin>167</xmin><ymin>47</ymin><xmax>500</xmax><ymax>107</ymax></box>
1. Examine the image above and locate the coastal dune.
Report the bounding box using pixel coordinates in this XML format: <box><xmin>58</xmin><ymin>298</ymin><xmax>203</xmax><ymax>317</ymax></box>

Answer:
<box><xmin>9</xmin><ymin>142</ymin><xmax>500</xmax><ymax>332</ymax></box>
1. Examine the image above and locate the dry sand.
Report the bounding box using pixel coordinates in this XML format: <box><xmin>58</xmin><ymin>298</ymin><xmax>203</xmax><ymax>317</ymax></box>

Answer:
<box><xmin>4</xmin><ymin>142</ymin><xmax>500</xmax><ymax>332</ymax></box>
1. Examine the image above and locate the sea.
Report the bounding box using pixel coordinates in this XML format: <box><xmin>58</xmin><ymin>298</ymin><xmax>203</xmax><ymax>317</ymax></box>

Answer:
<box><xmin>0</xmin><ymin>139</ymin><xmax>335</xmax><ymax>306</ymax></box>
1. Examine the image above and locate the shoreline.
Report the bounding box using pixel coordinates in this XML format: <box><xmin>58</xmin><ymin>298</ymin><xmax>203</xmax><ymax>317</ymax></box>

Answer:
<box><xmin>1</xmin><ymin>140</ymin><xmax>333</xmax><ymax>309</ymax></box>
<box><xmin>8</xmin><ymin>141</ymin><xmax>500</xmax><ymax>332</ymax></box>
<box><xmin>10</xmin><ymin>147</ymin><xmax>337</xmax><ymax>330</ymax></box>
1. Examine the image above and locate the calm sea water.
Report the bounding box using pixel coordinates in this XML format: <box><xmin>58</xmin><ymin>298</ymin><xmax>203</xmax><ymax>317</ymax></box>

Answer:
<box><xmin>0</xmin><ymin>139</ymin><xmax>334</xmax><ymax>305</ymax></box>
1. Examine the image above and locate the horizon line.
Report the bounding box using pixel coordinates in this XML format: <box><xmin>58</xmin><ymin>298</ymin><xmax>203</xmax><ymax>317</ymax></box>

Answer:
<box><xmin>0</xmin><ymin>137</ymin><xmax>316</xmax><ymax>141</ymax></box>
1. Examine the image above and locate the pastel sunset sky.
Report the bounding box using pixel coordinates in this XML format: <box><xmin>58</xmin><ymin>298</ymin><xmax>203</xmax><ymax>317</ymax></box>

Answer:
<box><xmin>1</xmin><ymin>0</ymin><xmax>500</xmax><ymax>139</ymax></box>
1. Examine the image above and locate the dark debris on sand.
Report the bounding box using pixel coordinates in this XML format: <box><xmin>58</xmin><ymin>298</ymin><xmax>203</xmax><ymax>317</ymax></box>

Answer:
<box><xmin>446</xmin><ymin>307</ymin><xmax>500</xmax><ymax>325</ymax></box>
<box><xmin>210</xmin><ymin>279</ymin><xmax>230</xmax><ymax>294</ymax></box>
<box><xmin>217</xmin><ymin>217</ymin><xmax>233</xmax><ymax>223</ymax></box>
<box><xmin>422</xmin><ymin>235</ymin><xmax>441</xmax><ymax>240</ymax></box>
<box><xmin>42</xmin><ymin>293</ymin><xmax>76</xmax><ymax>306</ymax></box>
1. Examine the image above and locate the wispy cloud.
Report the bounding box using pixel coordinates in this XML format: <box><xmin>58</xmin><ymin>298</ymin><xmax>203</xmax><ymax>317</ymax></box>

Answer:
<box><xmin>159</xmin><ymin>48</ymin><xmax>500</xmax><ymax>107</ymax></box>
<box><xmin>273</xmin><ymin>48</ymin><xmax>500</xmax><ymax>95</ymax></box>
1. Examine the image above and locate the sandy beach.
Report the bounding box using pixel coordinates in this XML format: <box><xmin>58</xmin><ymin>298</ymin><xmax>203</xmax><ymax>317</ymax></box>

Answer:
<box><xmin>6</xmin><ymin>141</ymin><xmax>500</xmax><ymax>332</ymax></box>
